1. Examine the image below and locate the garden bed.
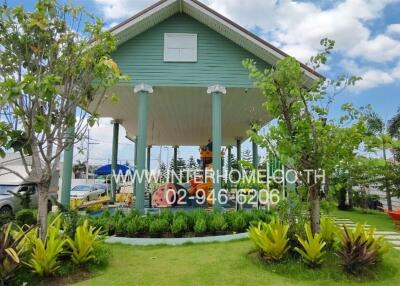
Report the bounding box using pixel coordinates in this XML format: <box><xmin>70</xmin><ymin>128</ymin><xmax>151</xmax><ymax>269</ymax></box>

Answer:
<box><xmin>87</xmin><ymin>208</ymin><xmax>273</xmax><ymax>239</ymax></box>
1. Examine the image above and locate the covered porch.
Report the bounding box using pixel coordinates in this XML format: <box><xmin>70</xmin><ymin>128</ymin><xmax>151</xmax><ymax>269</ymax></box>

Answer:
<box><xmin>89</xmin><ymin>83</ymin><xmax>271</xmax><ymax>212</ymax></box>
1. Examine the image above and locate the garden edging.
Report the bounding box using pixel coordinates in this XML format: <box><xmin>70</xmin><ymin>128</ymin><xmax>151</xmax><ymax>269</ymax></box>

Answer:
<box><xmin>105</xmin><ymin>232</ymin><xmax>249</xmax><ymax>246</ymax></box>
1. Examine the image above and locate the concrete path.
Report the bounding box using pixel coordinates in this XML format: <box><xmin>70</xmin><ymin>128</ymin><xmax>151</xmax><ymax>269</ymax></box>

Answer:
<box><xmin>106</xmin><ymin>232</ymin><xmax>248</xmax><ymax>246</ymax></box>
<box><xmin>334</xmin><ymin>218</ymin><xmax>400</xmax><ymax>251</ymax></box>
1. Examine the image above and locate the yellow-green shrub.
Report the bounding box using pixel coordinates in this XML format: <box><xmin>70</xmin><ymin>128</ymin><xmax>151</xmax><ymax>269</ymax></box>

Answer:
<box><xmin>26</xmin><ymin>216</ymin><xmax>66</xmax><ymax>276</ymax></box>
<box><xmin>0</xmin><ymin>223</ymin><xmax>26</xmax><ymax>284</ymax></box>
<box><xmin>67</xmin><ymin>219</ymin><xmax>102</xmax><ymax>265</ymax></box>
<box><xmin>320</xmin><ymin>217</ymin><xmax>338</xmax><ymax>247</ymax></box>
<box><xmin>295</xmin><ymin>223</ymin><xmax>326</xmax><ymax>267</ymax></box>
<box><xmin>248</xmin><ymin>218</ymin><xmax>290</xmax><ymax>261</ymax></box>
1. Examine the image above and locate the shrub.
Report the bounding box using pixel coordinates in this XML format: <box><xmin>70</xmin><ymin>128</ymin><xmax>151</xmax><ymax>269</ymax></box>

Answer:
<box><xmin>248</xmin><ymin>218</ymin><xmax>290</xmax><ymax>261</ymax></box>
<box><xmin>232</xmin><ymin>213</ymin><xmax>247</xmax><ymax>233</ymax></box>
<box><xmin>295</xmin><ymin>223</ymin><xmax>326</xmax><ymax>267</ymax></box>
<box><xmin>60</xmin><ymin>210</ymin><xmax>80</xmax><ymax>238</ymax></box>
<box><xmin>337</xmin><ymin>224</ymin><xmax>390</xmax><ymax>274</ymax></box>
<box><xmin>171</xmin><ymin>216</ymin><xmax>187</xmax><ymax>235</ymax></box>
<box><xmin>0</xmin><ymin>212</ymin><xmax>13</xmax><ymax>226</ymax></box>
<box><xmin>88</xmin><ymin>243</ymin><xmax>112</xmax><ymax>269</ymax></box>
<box><xmin>193</xmin><ymin>218</ymin><xmax>207</xmax><ymax>235</ymax></box>
<box><xmin>159</xmin><ymin>209</ymin><xmax>174</xmax><ymax>223</ymax></box>
<box><xmin>127</xmin><ymin>209</ymin><xmax>140</xmax><ymax>219</ymax></box>
<box><xmin>67</xmin><ymin>220</ymin><xmax>102</xmax><ymax>265</ymax></box>
<box><xmin>126</xmin><ymin>220</ymin><xmax>138</xmax><ymax>236</ymax></box>
<box><xmin>0</xmin><ymin>223</ymin><xmax>26</xmax><ymax>284</ymax></box>
<box><xmin>191</xmin><ymin>209</ymin><xmax>207</xmax><ymax>221</ymax></box>
<box><xmin>149</xmin><ymin>219</ymin><xmax>169</xmax><ymax>233</ymax></box>
<box><xmin>115</xmin><ymin>218</ymin><xmax>126</xmax><ymax>236</ymax></box>
<box><xmin>210</xmin><ymin>213</ymin><xmax>227</xmax><ymax>232</ymax></box>
<box><xmin>319</xmin><ymin>217</ymin><xmax>338</xmax><ymax>247</ymax></box>
<box><xmin>27</xmin><ymin>217</ymin><xmax>66</xmax><ymax>276</ymax></box>
<box><xmin>113</xmin><ymin>209</ymin><xmax>125</xmax><ymax>221</ymax></box>
<box><xmin>16</xmin><ymin>209</ymin><xmax>37</xmax><ymax>226</ymax></box>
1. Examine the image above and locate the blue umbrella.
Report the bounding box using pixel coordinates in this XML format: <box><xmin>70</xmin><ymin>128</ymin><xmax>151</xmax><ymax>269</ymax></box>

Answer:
<box><xmin>94</xmin><ymin>164</ymin><xmax>133</xmax><ymax>176</ymax></box>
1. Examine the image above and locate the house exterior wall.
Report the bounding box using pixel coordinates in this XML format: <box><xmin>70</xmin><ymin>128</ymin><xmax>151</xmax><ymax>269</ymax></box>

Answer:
<box><xmin>112</xmin><ymin>13</ymin><xmax>269</xmax><ymax>87</ymax></box>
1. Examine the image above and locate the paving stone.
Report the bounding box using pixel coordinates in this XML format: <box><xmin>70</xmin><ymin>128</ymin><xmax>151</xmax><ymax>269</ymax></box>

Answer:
<box><xmin>383</xmin><ymin>235</ymin><xmax>400</xmax><ymax>241</ymax></box>
<box><xmin>375</xmin><ymin>231</ymin><xmax>400</xmax><ymax>235</ymax></box>
<box><xmin>390</xmin><ymin>240</ymin><xmax>400</xmax><ymax>246</ymax></box>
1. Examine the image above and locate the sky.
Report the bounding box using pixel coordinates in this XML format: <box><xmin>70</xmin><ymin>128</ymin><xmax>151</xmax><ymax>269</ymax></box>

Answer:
<box><xmin>5</xmin><ymin>0</ymin><xmax>400</xmax><ymax>168</ymax></box>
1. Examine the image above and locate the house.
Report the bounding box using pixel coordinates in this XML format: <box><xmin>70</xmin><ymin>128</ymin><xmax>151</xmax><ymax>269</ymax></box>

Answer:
<box><xmin>60</xmin><ymin>0</ymin><xmax>321</xmax><ymax>211</ymax></box>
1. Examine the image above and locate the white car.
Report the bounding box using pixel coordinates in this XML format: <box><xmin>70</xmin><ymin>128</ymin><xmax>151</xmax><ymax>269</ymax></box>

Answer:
<box><xmin>0</xmin><ymin>184</ymin><xmax>57</xmax><ymax>216</ymax></box>
<box><xmin>70</xmin><ymin>184</ymin><xmax>107</xmax><ymax>201</ymax></box>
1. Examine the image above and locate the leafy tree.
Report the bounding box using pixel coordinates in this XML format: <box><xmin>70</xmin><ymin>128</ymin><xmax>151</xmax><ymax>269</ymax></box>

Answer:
<box><xmin>0</xmin><ymin>0</ymin><xmax>124</xmax><ymax>238</ymax></box>
<box><xmin>187</xmin><ymin>155</ymin><xmax>197</xmax><ymax>178</ymax></box>
<box><xmin>169</xmin><ymin>157</ymin><xmax>187</xmax><ymax>183</ymax></box>
<box><xmin>244</xmin><ymin>39</ymin><xmax>365</xmax><ymax>234</ymax></box>
<box><xmin>242</xmin><ymin>149</ymin><xmax>252</xmax><ymax>163</ymax></box>
<box><xmin>388</xmin><ymin>107</ymin><xmax>400</xmax><ymax>162</ymax></box>
<box><xmin>159</xmin><ymin>161</ymin><xmax>167</xmax><ymax>183</ymax></box>
<box><xmin>73</xmin><ymin>160</ymin><xmax>86</xmax><ymax>179</ymax></box>
<box><xmin>364</xmin><ymin>111</ymin><xmax>400</xmax><ymax>210</ymax></box>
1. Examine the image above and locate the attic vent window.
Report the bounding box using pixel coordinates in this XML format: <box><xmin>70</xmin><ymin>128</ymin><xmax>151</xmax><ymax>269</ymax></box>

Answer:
<box><xmin>164</xmin><ymin>33</ymin><xmax>197</xmax><ymax>62</ymax></box>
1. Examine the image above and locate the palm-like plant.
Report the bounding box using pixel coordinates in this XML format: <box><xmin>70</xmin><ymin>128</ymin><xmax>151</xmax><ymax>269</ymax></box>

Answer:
<box><xmin>0</xmin><ymin>223</ymin><xmax>26</xmax><ymax>284</ymax></box>
<box><xmin>295</xmin><ymin>223</ymin><xmax>326</xmax><ymax>267</ymax></box>
<box><xmin>67</xmin><ymin>220</ymin><xmax>101</xmax><ymax>265</ymax></box>
<box><xmin>365</xmin><ymin>109</ymin><xmax>400</xmax><ymax>210</ymax></box>
<box><xmin>248</xmin><ymin>218</ymin><xmax>290</xmax><ymax>261</ymax></box>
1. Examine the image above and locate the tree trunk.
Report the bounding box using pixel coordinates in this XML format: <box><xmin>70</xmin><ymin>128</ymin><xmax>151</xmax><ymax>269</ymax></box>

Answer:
<box><xmin>38</xmin><ymin>181</ymin><xmax>50</xmax><ymax>240</ymax></box>
<box><xmin>309</xmin><ymin>185</ymin><xmax>320</xmax><ymax>234</ymax></box>
<box><xmin>347</xmin><ymin>175</ymin><xmax>353</xmax><ymax>209</ymax></box>
<box><xmin>382</xmin><ymin>147</ymin><xmax>392</xmax><ymax>211</ymax></box>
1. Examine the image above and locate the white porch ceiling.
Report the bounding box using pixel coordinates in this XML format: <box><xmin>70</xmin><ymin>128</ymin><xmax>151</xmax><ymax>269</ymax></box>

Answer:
<box><xmin>91</xmin><ymin>86</ymin><xmax>271</xmax><ymax>146</ymax></box>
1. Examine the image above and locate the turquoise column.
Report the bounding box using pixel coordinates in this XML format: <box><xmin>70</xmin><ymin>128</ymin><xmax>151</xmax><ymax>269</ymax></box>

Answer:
<box><xmin>252</xmin><ymin>133</ymin><xmax>259</xmax><ymax>208</ymax></box>
<box><xmin>132</xmin><ymin>137</ymin><xmax>137</xmax><ymax>196</ymax></box>
<box><xmin>110</xmin><ymin>120</ymin><xmax>120</xmax><ymax>203</ymax></box>
<box><xmin>146</xmin><ymin>146</ymin><xmax>151</xmax><ymax>172</ymax></box>
<box><xmin>208</xmin><ymin>85</ymin><xmax>226</xmax><ymax>210</ymax></box>
<box><xmin>227</xmin><ymin>146</ymin><xmax>232</xmax><ymax>193</ymax></box>
<box><xmin>134</xmin><ymin>84</ymin><xmax>153</xmax><ymax>213</ymax></box>
<box><xmin>60</xmin><ymin>107</ymin><xmax>76</xmax><ymax>208</ymax></box>
<box><xmin>235</xmin><ymin>138</ymin><xmax>242</xmax><ymax>210</ymax></box>
<box><xmin>134</xmin><ymin>138</ymin><xmax>138</xmax><ymax>165</ymax></box>
<box><xmin>173</xmin><ymin>146</ymin><xmax>178</xmax><ymax>183</ymax></box>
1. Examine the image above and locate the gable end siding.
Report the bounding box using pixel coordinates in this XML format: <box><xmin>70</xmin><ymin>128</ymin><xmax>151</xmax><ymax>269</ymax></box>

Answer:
<box><xmin>112</xmin><ymin>13</ymin><xmax>269</xmax><ymax>87</ymax></box>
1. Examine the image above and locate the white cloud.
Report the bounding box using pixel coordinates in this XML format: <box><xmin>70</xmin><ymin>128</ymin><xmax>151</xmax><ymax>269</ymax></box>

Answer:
<box><xmin>349</xmin><ymin>35</ymin><xmax>400</xmax><ymax>62</ymax></box>
<box><xmin>207</xmin><ymin>0</ymin><xmax>400</xmax><ymax>63</ymax></box>
<box><xmin>341</xmin><ymin>59</ymin><xmax>400</xmax><ymax>91</ymax></box>
<box><xmin>387</xmin><ymin>23</ymin><xmax>400</xmax><ymax>35</ymax></box>
<box><xmin>74</xmin><ymin>118</ymin><xmax>134</xmax><ymax>165</ymax></box>
<box><xmin>93</xmin><ymin>0</ymin><xmax>155</xmax><ymax>21</ymax></box>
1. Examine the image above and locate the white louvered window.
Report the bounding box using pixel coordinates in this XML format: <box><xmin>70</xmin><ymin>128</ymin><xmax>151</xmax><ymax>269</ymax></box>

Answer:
<box><xmin>164</xmin><ymin>33</ymin><xmax>197</xmax><ymax>62</ymax></box>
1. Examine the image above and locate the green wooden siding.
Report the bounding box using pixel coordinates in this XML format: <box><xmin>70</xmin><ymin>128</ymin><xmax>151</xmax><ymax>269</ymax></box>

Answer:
<box><xmin>112</xmin><ymin>13</ymin><xmax>269</xmax><ymax>87</ymax></box>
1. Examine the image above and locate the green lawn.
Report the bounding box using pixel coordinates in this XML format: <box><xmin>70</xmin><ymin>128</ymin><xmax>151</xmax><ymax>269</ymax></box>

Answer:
<box><xmin>75</xmin><ymin>240</ymin><xmax>400</xmax><ymax>286</ymax></box>
<box><xmin>332</xmin><ymin>208</ymin><xmax>398</xmax><ymax>232</ymax></box>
